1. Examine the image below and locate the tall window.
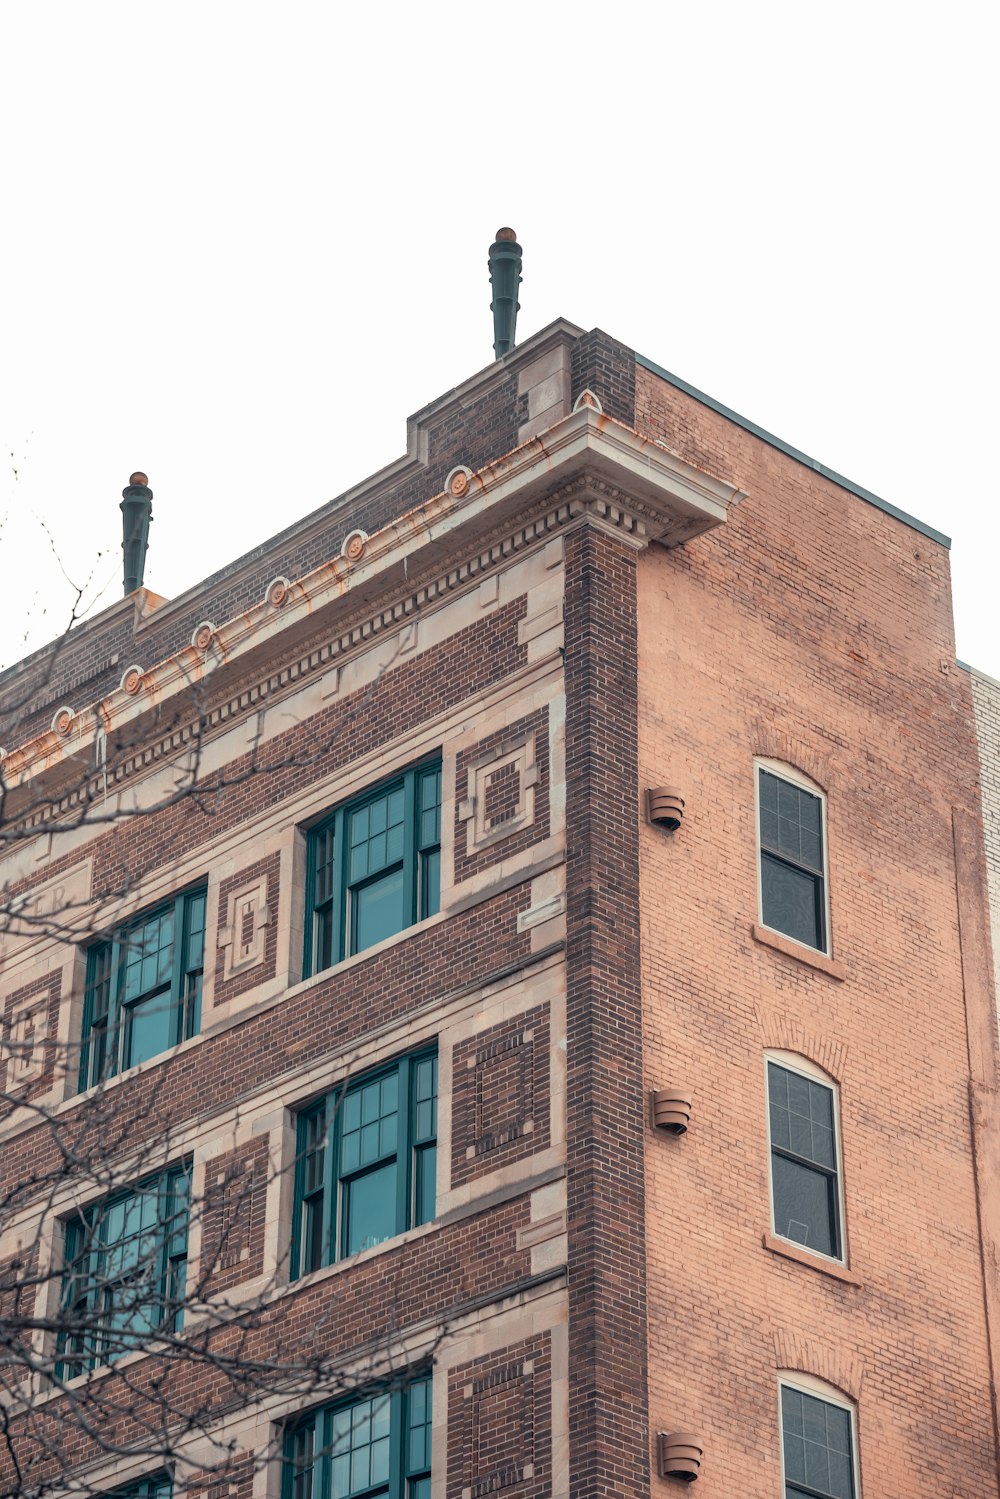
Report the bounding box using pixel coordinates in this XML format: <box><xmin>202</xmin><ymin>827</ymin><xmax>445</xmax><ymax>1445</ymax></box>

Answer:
<box><xmin>780</xmin><ymin>1380</ymin><xmax>858</xmax><ymax>1499</ymax></box>
<box><xmin>756</xmin><ymin>764</ymin><xmax>828</xmax><ymax>953</ymax></box>
<box><xmin>305</xmin><ymin>761</ymin><xmax>441</xmax><ymax>978</ymax></box>
<box><xmin>286</xmin><ymin>1375</ymin><xmax>432</xmax><ymax>1499</ymax></box>
<box><xmin>293</xmin><ymin>1051</ymin><xmax>437</xmax><ymax>1278</ymax></box>
<box><xmin>80</xmin><ymin>887</ymin><xmax>207</xmax><ymax>1090</ymax></box>
<box><xmin>60</xmin><ymin>1164</ymin><xmax>191</xmax><ymax>1375</ymax></box>
<box><xmin>767</xmin><ymin>1057</ymin><xmax>843</xmax><ymax>1261</ymax></box>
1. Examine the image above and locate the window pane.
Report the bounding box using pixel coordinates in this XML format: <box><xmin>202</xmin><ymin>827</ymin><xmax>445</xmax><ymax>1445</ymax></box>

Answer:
<box><xmin>125</xmin><ymin>993</ymin><xmax>176</xmax><ymax>1070</ymax></box>
<box><xmin>769</xmin><ymin>1064</ymin><xmax>837</xmax><ymax>1170</ymax></box>
<box><xmin>345</xmin><ymin>1163</ymin><xmax>398</xmax><ymax>1255</ymax></box>
<box><xmin>352</xmin><ymin>868</ymin><xmax>406</xmax><ymax>953</ymax></box>
<box><xmin>185</xmin><ymin>890</ymin><xmax>207</xmax><ymax>972</ymax></box>
<box><xmin>408</xmin><ymin>1377</ymin><xmax>432</xmax><ymax>1474</ymax></box>
<box><xmin>782</xmin><ymin>1383</ymin><xmax>856</xmax><ymax>1499</ymax></box>
<box><xmin>415</xmin><ymin>1144</ymin><xmax>436</xmax><ymax>1227</ymax></box>
<box><xmin>761</xmin><ymin>854</ymin><xmax>823</xmax><ymax>950</ymax></box>
<box><xmin>772</xmin><ymin>1154</ymin><xmax>838</xmax><ymax>1257</ymax></box>
<box><xmin>421</xmin><ymin>849</ymin><xmax>440</xmax><ymax>921</ymax></box>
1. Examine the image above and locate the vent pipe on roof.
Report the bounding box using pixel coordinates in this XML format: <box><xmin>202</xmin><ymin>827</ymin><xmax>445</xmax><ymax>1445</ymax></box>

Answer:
<box><xmin>121</xmin><ymin>472</ymin><xmax>153</xmax><ymax>595</ymax></box>
<box><xmin>488</xmin><ymin>228</ymin><xmax>522</xmax><ymax>359</ymax></box>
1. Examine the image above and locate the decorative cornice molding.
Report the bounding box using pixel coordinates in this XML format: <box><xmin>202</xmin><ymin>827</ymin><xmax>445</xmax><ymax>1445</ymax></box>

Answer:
<box><xmin>2</xmin><ymin>409</ymin><xmax>742</xmax><ymax>808</ymax></box>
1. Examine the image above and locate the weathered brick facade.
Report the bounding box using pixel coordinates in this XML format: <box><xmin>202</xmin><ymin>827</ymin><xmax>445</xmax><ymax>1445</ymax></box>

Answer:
<box><xmin>0</xmin><ymin>316</ymin><xmax>997</xmax><ymax>1499</ymax></box>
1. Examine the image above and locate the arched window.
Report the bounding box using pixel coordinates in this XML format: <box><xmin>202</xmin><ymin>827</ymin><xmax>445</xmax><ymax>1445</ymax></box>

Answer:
<box><xmin>778</xmin><ymin>1373</ymin><xmax>860</xmax><ymax>1498</ymax></box>
<box><xmin>755</xmin><ymin>760</ymin><xmax>829</xmax><ymax>954</ymax></box>
<box><xmin>765</xmin><ymin>1051</ymin><xmax>845</xmax><ymax>1264</ymax></box>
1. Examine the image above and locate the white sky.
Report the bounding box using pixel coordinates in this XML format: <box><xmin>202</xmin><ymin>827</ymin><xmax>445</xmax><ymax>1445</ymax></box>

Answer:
<box><xmin>1</xmin><ymin>2</ymin><xmax>997</xmax><ymax>683</ymax></box>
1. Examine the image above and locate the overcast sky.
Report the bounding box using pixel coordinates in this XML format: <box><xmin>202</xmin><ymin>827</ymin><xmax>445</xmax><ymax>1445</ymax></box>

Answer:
<box><xmin>2</xmin><ymin>2</ymin><xmax>997</xmax><ymax>688</ymax></box>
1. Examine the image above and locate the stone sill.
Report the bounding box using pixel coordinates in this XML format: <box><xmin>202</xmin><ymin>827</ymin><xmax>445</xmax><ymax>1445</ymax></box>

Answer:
<box><xmin>762</xmin><ymin>1231</ymin><xmax>860</xmax><ymax>1286</ymax></box>
<box><xmin>751</xmin><ymin>923</ymin><xmax>846</xmax><ymax>981</ymax></box>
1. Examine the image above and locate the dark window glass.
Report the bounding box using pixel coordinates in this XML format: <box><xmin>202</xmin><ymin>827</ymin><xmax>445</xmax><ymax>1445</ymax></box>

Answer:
<box><xmin>59</xmin><ymin>1164</ymin><xmax>190</xmax><ymax>1376</ymax></box>
<box><xmin>293</xmin><ymin>1051</ymin><xmax>437</xmax><ymax>1280</ymax></box>
<box><xmin>305</xmin><ymin>762</ymin><xmax>441</xmax><ymax>978</ymax></box>
<box><xmin>781</xmin><ymin>1385</ymin><xmax>855</xmax><ymax>1499</ymax></box>
<box><xmin>80</xmin><ymin>888</ymin><xmax>206</xmax><ymax>1091</ymax></box>
<box><xmin>284</xmin><ymin>1376</ymin><xmax>431</xmax><ymax>1499</ymax></box>
<box><xmin>759</xmin><ymin>769</ymin><xmax>826</xmax><ymax>951</ymax></box>
<box><xmin>769</xmin><ymin>1062</ymin><xmax>841</xmax><ymax>1259</ymax></box>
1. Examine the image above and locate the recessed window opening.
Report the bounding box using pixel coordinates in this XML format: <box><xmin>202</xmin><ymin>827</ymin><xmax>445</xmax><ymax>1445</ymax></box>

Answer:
<box><xmin>766</xmin><ymin>1053</ymin><xmax>844</xmax><ymax>1262</ymax></box>
<box><xmin>305</xmin><ymin>759</ymin><xmax>441</xmax><ymax>979</ymax></box>
<box><xmin>292</xmin><ymin>1049</ymin><xmax>438</xmax><ymax>1279</ymax></box>
<box><xmin>779</xmin><ymin>1376</ymin><xmax>859</xmax><ymax>1499</ymax></box>
<box><xmin>284</xmin><ymin>1374</ymin><xmax>432</xmax><ymax>1499</ymax></box>
<box><xmin>80</xmin><ymin>887</ymin><xmax>207</xmax><ymax>1092</ymax></box>
<box><xmin>756</xmin><ymin>762</ymin><xmax>829</xmax><ymax>954</ymax></box>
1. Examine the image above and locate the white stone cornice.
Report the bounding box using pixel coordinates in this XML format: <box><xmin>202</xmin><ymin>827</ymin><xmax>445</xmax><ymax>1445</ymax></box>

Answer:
<box><xmin>2</xmin><ymin>409</ymin><xmax>742</xmax><ymax>797</ymax></box>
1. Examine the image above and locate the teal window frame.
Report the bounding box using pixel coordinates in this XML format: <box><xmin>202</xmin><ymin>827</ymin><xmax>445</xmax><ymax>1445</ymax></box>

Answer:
<box><xmin>284</xmin><ymin>1374</ymin><xmax>432</xmax><ymax>1499</ymax></box>
<box><xmin>292</xmin><ymin>1051</ymin><xmax>437</xmax><ymax>1280</ymax></box>
<box><xmin>304</xmin><ymin>760</ymin><xmax>441</xmax><ymax>979</ymax></box>
<box><xmin>79</xmin><ymin>886</ymin><xmax>207</xmax><ymax>1092</ymax></box>
<box><xmin>105</xmin><ymin>1478</ymin><xmax>172</xmax><ymax>1499</ymax></box>
<box><xmin>59</xmin><ymin>1163</ymin><xmax>191</xmax><ymax>1377</ymax></box>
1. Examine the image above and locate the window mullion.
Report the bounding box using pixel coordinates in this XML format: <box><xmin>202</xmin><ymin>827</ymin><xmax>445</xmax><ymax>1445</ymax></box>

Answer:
<box><xmin>333</xmin><ymin>808</ymin><xmax>347</xmax><ymax>966</ymax></box>
<box><xmin>402</xmin><ymin>772</ymin><xmax>417</xmax><ymax>929</ymax></box>
<box><xmin>328</xmin><ymin>1090</ymin><xmax>343</xmax><ymax>1265</ymax></box>
<box><xmin>396</xmin><ymin>1057</ymin><xmax>412</xmax><ymax>1237</ymax></box>
<box><xmin>109</xmin><ymin>934</ymin><xmax>125</xmax><ymax>1078</ymax></box>
<box><xmin>772</xmin><ymin>1144</ymin><xmax>837</xmax><ymax>1178</ymax></box>
<box><xmin>388</xmin><ymin>1388</ymin><xmax>403</xmax><ymax>1499</ymax></box>
<box><xmin>168</xmin><ymin>894</ymin><xmax>186</xmax><ymax>1048</ymax></box>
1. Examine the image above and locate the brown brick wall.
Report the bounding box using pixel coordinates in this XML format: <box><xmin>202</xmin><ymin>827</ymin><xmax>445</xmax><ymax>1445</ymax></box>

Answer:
<box><xmin>1</xmin><ymin>882</ymin><xmax>533</xmax><ymax>1204</ymax></box>
<box><xmin>636</xmin><ymin>362</ymin><xmax>999</xmax><ymax>1495</ymax></box>
<box><xmin>451</xmin><ymin>1005</ymin><xmax>550</xmax><ymax>1187</ymax></box>
<box><xmin>199</xmin><ymin>1139</ymin><xmax>269</xmax><ymax>1296</ymax></box>
<box><xmin>6</xmin><ymin>596</ymin><xmax>529</xmax><ymax>911</ymax></box>
<box><xmin>562</xmin><ymin>525</ymin><xmax>649</xmax><ymax>1499</ymax></box>
<box><xmin>3</xmin><ymin>1196</ymin><xmax>534</xmax><ymax>1489</ymax></box>
<box><xmin>570</xmin><ymin>329</ymin><xmax>636</xmax><ymax>426</ymax></box>
<box><xmin>447</xmin><ymin>1334</ymin><xmax>553</xmax><ymax>1499</ymax></box>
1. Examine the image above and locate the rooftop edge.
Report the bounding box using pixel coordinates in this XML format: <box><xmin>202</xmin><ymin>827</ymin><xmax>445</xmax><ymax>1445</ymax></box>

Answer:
<box><xmin>635</xmin><ymin>352</ymin><xmax>951</xmax><ymax>550</ymax></box>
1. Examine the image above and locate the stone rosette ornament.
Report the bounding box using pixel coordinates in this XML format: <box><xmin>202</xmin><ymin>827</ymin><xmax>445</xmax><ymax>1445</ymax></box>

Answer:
<box><xmin>51</xmin><ymin>706</ymin><xmax>76</xmax><ymax>736</ymax></box>
<box><xmin>191</xmin><ymin>621</ymin><xmax>217</xmax><ymax>651</ymax></box>
<box><xmin>265</xmin><ymin>576</ymin><xmax>291</xmax><ymax>609</ymax></box>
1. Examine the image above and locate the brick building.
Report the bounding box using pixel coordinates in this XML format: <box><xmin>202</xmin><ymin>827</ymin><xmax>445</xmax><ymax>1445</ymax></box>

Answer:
<box><xmin>1</xmin><ymin>307</ymin><xmax>999</xmax><ymax>1499</ymax></box>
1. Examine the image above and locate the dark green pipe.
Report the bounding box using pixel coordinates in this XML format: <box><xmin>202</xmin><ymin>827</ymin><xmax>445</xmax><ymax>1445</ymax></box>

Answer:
<box><xmin>121</xmin><ymin>472</ymin><xmax>153</xmax><ymax>594</ymax></box>
<box><xmin>488</xmin><ymin>228</ymin><xmax>522</xmax><ymax>359</ymax></box>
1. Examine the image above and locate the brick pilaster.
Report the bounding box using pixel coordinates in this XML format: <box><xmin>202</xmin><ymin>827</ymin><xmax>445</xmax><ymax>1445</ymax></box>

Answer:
<box><xmin>563</xmin><ymin>523</ymin><xmax>648</xmax><ymax>1499</ymax></box>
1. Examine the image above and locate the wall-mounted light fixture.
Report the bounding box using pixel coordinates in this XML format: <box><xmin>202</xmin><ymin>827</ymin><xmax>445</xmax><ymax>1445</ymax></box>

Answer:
<box><xmin>657</xmin><ymin>1432</ymin><xmax>704</xmax><ymax>1483</ymax></box>
<box><xmin>650</xmin><ymin>1088</ymin><xmax>693</xmax><ymax>1135</ymax></box>
<box><xmin>647</xmin><ymin>787</ymin><xmax>685</xmax><ymax>832</ymax></box>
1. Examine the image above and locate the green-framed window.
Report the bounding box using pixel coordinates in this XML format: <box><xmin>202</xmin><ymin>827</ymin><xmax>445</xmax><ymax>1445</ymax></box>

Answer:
<box><xmin>80</xmin><ymin>887</ymin><xmax>207</xmax><ymax>1091</ymax></box>
<box><xmin>285</xmin><ymin>1374</ymin><xmax>432</xmax><ymax>1499</ymax></box>
<box><xmin>105</xmin><ymin>1478</ymin><xmax>172</xmax><ymax>1499</ymax></box>
<box><xmin>305</xmin><ymin>761</ymin><xmax>441</xmax><ymax>978</ymax></box>
<box><xmin>292</xmin><ymin>1051</ymin><xmax>437</xmax><ymax>1279</ymax></box>
<box><xmin>59</xmin><ymin>1163</ymin><xmax>191</xmax><ymax>1376</ymax></box>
